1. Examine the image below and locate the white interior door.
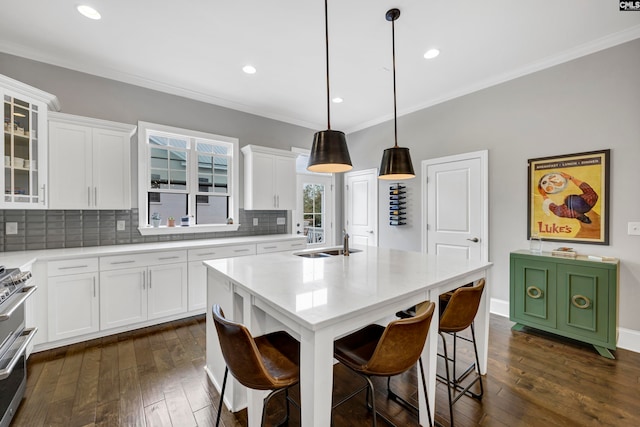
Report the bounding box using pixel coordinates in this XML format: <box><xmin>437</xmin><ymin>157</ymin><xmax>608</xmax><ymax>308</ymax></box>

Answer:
<box><xmin>422</xmin><ymin>151</ymin><xmax>488</xmax><ymax>262</ymax></box>
<box><xmin>344</xmin><ymin>168</ymin><xmax>378</xmax><ymax>247</ymax></box>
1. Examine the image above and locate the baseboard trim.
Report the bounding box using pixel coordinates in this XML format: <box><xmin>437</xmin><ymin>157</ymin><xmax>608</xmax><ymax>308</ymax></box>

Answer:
<box><xmin>490</xmin><ymin>298</ymin><xmax>640</xmax><ymax>354</ymax></box>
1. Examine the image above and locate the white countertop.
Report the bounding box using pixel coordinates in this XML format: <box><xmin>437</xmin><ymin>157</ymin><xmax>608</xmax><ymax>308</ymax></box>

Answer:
<box><xmin>204</xmin><ymin>245</ymin><xmax>492</xmax><ymax>331</ymax></box>
<box><xmin>0</xmin><ymin>234</ymin><xmax>305</xmax><ymax>269</ymax></box>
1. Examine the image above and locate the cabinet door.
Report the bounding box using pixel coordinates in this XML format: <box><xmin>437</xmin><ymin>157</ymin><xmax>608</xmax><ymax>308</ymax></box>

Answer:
<box><xmin>274</xmin><ymin>155</ymin><xmax>296</xmax><ymax>210</ymax></box>
<box><xmin>511</xmin><ymin>257</ymin><xmax>557</xmax><ymax>329</ymax></box>
<box><xmin>48</xmin><ymin>272</ymin><xmax>99</xmax><ymax>341</ymax></box>
<box><xmin>249</xmin><ymin>152</ymin><xmax>276</xmax><ymax>209</ymax></box>
<box><xmin>100</xmin><ymin>267</ymin><xmax>147</xmax><ymax>329</ymax></box>
<box><xmin>188</xmin><ymin>261</ymin><xmax>207</xmax><ymax>312</ymax></box>
<box><xmin>148</xmin><ymin>263</ymin><xmax>188</xmax><ymax>320</ymax></box>
<box><xmin>48</xmin><ymin>121</ymin><xmax>93</xmax><ymax>209</ymax></box>
<box><xmin>2</xmin><ymin>89</ymin><xmax>48</xmax><ymax>208</ymax></box>
<box><xmin>556</xmin><ymin>264</ymin><xmax>610</xmax><ymax>343</ymax></box>
<box><xmin>92</xmin><ymin>128</ymin><xmax>131</xmax><ymax>209</ymax></box>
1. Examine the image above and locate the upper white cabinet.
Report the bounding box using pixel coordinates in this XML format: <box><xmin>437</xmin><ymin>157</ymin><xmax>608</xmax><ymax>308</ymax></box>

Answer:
<box><xmin>241</xmin><ymin>145</ymin><xmax>297</xmax><ymax>210</ymax></box>
<box><xmin>48</xmin><ymin>112</ymin><xmax>136</xmax><ymax>209</ymax></box>
<box><xmin>1</xmin><ymin>74</ymin><xmax>59</xmax><ymax>208</ymax></box>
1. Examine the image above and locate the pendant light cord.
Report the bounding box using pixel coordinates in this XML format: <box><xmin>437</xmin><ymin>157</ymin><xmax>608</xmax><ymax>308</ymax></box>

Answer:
<box><xmin>392</xmin><ymin>16</ymin><xmax>398</xmax><ymax>147</ymax></box>
<box><xmin>324</xmin><ymin>0</ymin><xmax>331</xmax><ymax>130</ymax></box>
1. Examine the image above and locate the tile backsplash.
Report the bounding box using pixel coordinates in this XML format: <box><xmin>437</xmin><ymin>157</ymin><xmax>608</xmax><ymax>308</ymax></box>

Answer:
<box><xmin>0</xmin><ymin>208</ymin><xmax>288</xmax><ymax>252</ymax></box>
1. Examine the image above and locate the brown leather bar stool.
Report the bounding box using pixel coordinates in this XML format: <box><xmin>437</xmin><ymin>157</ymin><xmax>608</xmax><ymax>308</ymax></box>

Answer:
<box><xmin>211</xmin><ymin>304</ymin><xmax>300</xmax><ymax>427</ymax></box>
<box><xmin>438</xmin><ymin>279</ymin><xmax>485</xmax><ymax>427</ymax></box>
<box><xmin>333</xmin><ymin>301</ymin><xmax>435</xmax><ymax>427</ymax></box>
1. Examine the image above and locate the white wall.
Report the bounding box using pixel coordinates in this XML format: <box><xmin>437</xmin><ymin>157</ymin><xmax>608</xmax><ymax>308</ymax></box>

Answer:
<box><xmin>346</xmin><ymin>39</ymin><xmax>640</xmax><ymax>335</ymax></box>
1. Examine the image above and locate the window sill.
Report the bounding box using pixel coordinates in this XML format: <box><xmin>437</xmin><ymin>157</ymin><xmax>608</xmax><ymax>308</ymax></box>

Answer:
<box><xmin>137</xmin><ymin>224</ymin><xmax>241</xmax><ymax>236</ymax></box>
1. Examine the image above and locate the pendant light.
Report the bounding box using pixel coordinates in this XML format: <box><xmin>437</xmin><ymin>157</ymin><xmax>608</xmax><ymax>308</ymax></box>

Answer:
<box><xmin>379</xmin><ymin>8</ymin><xmax>415</xmax><ymax>180</ymax></box>
<box><xmin>307</xmin><ymin>0</ymin><xmax>352</xmax><ymax>173</ymax></box>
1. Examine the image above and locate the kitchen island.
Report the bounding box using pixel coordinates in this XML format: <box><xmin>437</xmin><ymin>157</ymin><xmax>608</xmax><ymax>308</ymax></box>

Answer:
<box><xmin>204</xmin><ymin>245</ymin><xmax>492</xmax><ymax>427</ymax></box>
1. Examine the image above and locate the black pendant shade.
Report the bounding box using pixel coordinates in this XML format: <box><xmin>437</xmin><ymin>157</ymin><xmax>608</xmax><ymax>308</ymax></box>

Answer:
<box><xmin>307</xmin><ymin>0</ymin><xmax>352</xmax><ymax>173</ymax></box>
<box><xmin>379</xmin><ymin>146</ymin><xmax>415</xmax><ymax>180</ymax></box>
<box><xmin>379</xmin><ymin>8</ymin><xmax>415</xmax><ymax>181</ymax></box>
<box><xmin>308</xmin><ymin>129</ymin><xmax>352</xmax><ymax>173</ymax></box>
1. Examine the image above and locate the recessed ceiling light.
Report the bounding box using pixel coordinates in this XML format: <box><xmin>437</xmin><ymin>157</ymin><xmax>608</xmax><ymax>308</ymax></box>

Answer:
<box><xmin>332</xmin><ymin>97</ymin><xmax>343</xmax><ymax>104</ymax></box>
<box><xmin>423</xmin><ymin>48</ymin><xmax>440</xmax><ymax>59</ymax></box>
<box><xmin>77</xmin><ymin>5</ymin><xmax>101</xmax><ymax>20</ymax></box>
<box><xmin>242</xmin><ymin>65</ymin><xmax>257</xmax><ymax>74</ymax></box>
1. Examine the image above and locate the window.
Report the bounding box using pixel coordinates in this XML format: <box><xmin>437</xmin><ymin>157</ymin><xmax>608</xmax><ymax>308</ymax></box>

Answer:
<box><xmin>137</xmin><ymin>122</ymin><xmax>239</xmax><ymax>234</ymax></box>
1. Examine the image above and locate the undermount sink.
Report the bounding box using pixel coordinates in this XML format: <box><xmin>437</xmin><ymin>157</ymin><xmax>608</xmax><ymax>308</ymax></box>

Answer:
<box><xmin>294</xmin><ymin>248</ymin><xmax>362</xmax><ymax>258</ymax></box>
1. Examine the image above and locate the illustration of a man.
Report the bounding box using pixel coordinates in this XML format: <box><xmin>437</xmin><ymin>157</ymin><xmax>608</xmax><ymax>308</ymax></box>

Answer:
<box><xmin>538</xmin><ymin>171</ymin><xmax>598</xmax><ymax>224</ymax></box>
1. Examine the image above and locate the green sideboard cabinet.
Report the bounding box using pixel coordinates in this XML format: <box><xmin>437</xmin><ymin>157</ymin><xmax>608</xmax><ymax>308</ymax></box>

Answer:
<box><xmin>509</xmin><ymin>250</ymin><xmax>619</xmax><ymax>359</ymax></box>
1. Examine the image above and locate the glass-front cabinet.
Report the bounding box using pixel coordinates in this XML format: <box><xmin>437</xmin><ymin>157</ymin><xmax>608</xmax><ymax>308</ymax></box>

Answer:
<box><xmin>1</xmin><ymin>74</ymin><xmax>58</xmax><ymax>208</ymax></box>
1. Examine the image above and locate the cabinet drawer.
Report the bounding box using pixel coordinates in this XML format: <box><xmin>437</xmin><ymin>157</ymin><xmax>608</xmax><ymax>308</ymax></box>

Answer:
<box><xmin>100</xmin><ymin>250</ymin><xmax>187</xmax><ymax>271</ymax></box>
<box><xmin>48</xmin><ymin>257</ymin><xmax>99</xmax><ymax>276</ymax></box>
<box><xmin>257</xmin><ymin>240</ymin><xmax>306</xmax><ymax>254</ymax></box>
<box><xmin>188</xmin><ymin>244</ymin><xmax>256</xmax><ymax>261</ymax></box>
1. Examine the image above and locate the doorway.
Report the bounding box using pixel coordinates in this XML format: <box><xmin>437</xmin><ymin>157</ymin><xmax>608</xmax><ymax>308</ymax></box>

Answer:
<box><xmin>421</xmin><ymin>150</ymin><xmax>488</xmax><ymax>262</ymax></box>
<box><xmin>344</xmin><ymin>168</ymin><xmax>378</xmax><ymax>247</ymax></box>
<box><xmin>292</xmin><ymin>149</ymin><xmax>335</xmax><ymax>247</ymax></box>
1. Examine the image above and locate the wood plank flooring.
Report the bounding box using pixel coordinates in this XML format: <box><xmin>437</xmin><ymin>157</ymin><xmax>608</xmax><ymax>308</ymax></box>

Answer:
<box><xmin>12</xmin><ymin>314</ymin><xmax>640</xmax><ymax>427</ymax></box>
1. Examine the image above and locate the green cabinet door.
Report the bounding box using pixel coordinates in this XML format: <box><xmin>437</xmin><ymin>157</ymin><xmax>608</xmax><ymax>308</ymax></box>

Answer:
<box><xmin>510</xmin><ymin>257</ymin><xmax>557</xmax><ymax>329</ymax></box>
<box><xmin>557</xmin><ymin>264</ymin><xmax>610</xmax><ymax>344</ymax></box>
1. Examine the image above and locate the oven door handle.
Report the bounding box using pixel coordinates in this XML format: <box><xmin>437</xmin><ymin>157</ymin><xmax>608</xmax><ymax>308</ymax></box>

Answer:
<box><xmin>0</xmin><ymin>286</ymin><xmax>38</xmax><ymax>321</ymax></box>
<box><xmin>0</xmin><ymin>327</ymin><xmax>38</xmax><ymax>380</ymax></box>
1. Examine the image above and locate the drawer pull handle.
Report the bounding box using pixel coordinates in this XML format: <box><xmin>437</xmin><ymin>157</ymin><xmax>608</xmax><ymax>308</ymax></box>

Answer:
<box><xmin>110</xmin><ymin>260</ymin><xmax>135</xmax><ymax>265</ymax></box>
<box><xmin>263</xmin><ymin>246</ymin><xmax>277</xmax><ymax>250</ymax></box>
<box><xmin>526</xmin><ymin>286</ymin><xmax>543</xmax><ymax>299</ymax></box>
<box><xmin>158</xmin><ymin>256</ymin><xmax>180</xmax><ymax>260</ymax></box>
<box><xmin>291</xmin><ymin>243</ymin><xmax>304</xmax><ymax>247</ymax></box>
<box><xmin>234</xmin><ymin>249</ymin><xmax>250</xmax><ymax>253</ymax></box>
<box><xmin>571</xmin><ymin>294</ymin><xmax>591</xmax><ymax>309</ymax></box>
<box><xmin>197</xmin><ymin>252</ymin><xmax>217</xmax><ymax>257</ymax></box>
<box><xmin>58</xmin><ymin>265</ymin><xmax>89</xmax><ymax>270</ymax></box>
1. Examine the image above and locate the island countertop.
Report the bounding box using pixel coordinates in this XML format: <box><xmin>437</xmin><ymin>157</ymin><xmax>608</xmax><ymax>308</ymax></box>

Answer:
<box><xmin>204</xmin><ymin>245</ymin><xmax>492</xmax><ymax>331</ymax></box>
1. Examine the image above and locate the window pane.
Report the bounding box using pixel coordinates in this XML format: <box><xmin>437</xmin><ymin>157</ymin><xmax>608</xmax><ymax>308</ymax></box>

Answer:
<box><xmin>196</xmin><ymin>195</ymin><xmax>228</xmax><ymax>224</ymax></box>
<box><xmin>148</xmin><ymin>192</ymin><xmax>187</xmax><ymax>224</ymax></box>
<box><xmin>150</xmin><ymin>170</ymin><xmax>168</xmax><ymax>189</ymax></box>
<box><xmin>170</xmin><ymin>170</ymin><xmax>187</xmax><ymax>190</ymax></box>
<box><xmin>214</xmin><ymin>175</ymin><xmax>228</xmax><ymax>193</ymax></box>
<box><xmin>150</xmin><ymin>134</ymin><xmax>188</xmax><ymax>149</ymax></box>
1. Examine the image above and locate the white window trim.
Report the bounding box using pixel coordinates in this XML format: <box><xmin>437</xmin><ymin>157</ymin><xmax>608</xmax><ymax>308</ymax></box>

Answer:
<box><xmin>137</xmin><ymin>121</ymin><xmax>240</xmax><ymax>235</ymax></box>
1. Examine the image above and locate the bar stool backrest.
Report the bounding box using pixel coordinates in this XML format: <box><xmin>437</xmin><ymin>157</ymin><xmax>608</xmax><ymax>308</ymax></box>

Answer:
<box><xmin>439</xmin><ymin>279</ymin><xmax>485</xmax><ymax>333</ymax></box>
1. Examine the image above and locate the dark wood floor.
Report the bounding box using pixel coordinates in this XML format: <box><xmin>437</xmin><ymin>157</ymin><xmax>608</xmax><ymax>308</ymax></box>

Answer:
<box><xmin>12</xmin><ymin>314</ymin><xmax>640</xmax><ymax>427</ymax></box>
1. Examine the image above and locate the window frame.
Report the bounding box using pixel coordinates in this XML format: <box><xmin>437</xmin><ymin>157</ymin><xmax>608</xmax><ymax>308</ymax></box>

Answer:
<box><xmin>137</xmin><ymin>121</ymin><xmax>240</xmax><ymax>235</ymax></box>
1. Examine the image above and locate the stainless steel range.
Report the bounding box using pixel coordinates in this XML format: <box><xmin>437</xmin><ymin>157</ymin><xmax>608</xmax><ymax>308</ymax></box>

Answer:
<box><xmin>0</xmin><ymin>266</ymin><xmax>37</xmax><ymax>427</ymax></box>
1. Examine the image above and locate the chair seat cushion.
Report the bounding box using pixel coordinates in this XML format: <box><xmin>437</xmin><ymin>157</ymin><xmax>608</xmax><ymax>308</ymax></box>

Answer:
<box><xmin>333</xmin><ymin>324</ymin><xmax>385</xmax><ymax>372</ymax></box>
<box><xmin>254</xmin><ymin>331</ymin><xmax>300</xmax><ymax>388</ymax></box>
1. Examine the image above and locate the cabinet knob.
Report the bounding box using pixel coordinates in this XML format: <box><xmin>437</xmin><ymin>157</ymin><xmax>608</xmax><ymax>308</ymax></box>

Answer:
<box><xmin>526</xmin><ymin>286</ymin><xmax>543</xmax><ymax>299</ymax></box>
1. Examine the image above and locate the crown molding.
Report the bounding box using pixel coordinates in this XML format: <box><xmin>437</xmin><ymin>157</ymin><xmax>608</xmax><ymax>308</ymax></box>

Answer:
<box><xmin>0</xmin><ymin>73</ymin><xmax>61</xmax><ymax>111</ymax></box>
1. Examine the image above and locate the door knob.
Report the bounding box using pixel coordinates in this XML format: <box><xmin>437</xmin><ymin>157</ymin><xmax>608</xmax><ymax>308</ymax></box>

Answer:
<box><xmin>467</xmin><ymin>237</ymin><xmax>479</xmax><ymax>243</ymax></box>
<box><xmin>367</xmin><ymin>230</ymin><xmax>374</xmax><ymax>234</ymax></box>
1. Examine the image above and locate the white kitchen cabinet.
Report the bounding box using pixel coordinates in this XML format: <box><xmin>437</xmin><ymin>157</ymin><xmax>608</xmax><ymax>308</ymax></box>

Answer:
<box><xmin>1</xmin><ymin>74</ymin><xmax>59</xmax><ymax>208</ymax></box>
<box><xmin>48</xmin><ymin>112</ymin><xmax>136</xmax><ymax>209</ymax></box>
<box><xmin>100</xmin><ymin>267</ymin><xmax>147</xmax><ymax>330</ymax></box>
<box><xmin>241</xmin><ymin>145</ymin><xmax>297</xmax><ymax>210</ymax></box>
<box><xmin>187</xmin><ymin>243</ymin><xmax>256</xmax><ymax>312</ymax></box>
<box><xmin>148</xmin><ymin>263</ymin><xmax>188</xmax><ymax>319</ymax></box>
<box><xmin>47</xmin><ymin>258</ymin><xmax>100</xmax><ymax>341</ymax></box>
<box><xmin>99</xmin><ymin>250</ymin><xmax>187</xmax><ymax>330</ymax></box>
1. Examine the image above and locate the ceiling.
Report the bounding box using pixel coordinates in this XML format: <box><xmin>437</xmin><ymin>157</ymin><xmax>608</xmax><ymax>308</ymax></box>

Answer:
<box><xmin>1</xmin><ymin>1</ymin><xmax>639</xmax><ymax>133</ymax></box>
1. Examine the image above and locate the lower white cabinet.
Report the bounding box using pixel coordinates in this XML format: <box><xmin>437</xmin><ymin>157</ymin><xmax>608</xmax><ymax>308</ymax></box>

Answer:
<box><xmin>48</xmin><ymin>270</ymin><xmax>100</xmax><ymax>341</ymax></box>
<box><xmin>148</xmin><ymin>263</ymin><xmax>188</xmax><ymax>319</ymax></box>
<box><xmin>100</xmin><ymin>254</ymin><xmax>188</xmax><ymax>330</ymax></box>
<box><xmin>100</xmin><ymin>267</ymin><xmax>147</xmax><ymax>330</ymax></box>
<box><xmin>187</xmin><ymin>244</ymin><xmax>256</xmax><ymax>312</ymax></box>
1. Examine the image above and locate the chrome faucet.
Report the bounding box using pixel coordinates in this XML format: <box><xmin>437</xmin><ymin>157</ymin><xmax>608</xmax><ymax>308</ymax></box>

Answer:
<box><xmin>343</xmin><ymin>229</ymin><xmax>350</xmax><ymax>256</ymax></box>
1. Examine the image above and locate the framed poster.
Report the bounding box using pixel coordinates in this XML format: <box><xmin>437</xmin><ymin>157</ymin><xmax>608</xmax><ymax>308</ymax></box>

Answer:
<box><xmin>528</xmin><ymin>149</ymin><xmax>609</xmax><ymax>245</ymax></box>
